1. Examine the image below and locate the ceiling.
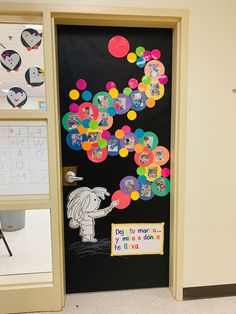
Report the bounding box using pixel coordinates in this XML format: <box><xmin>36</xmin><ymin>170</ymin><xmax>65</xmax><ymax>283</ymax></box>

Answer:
<box><xmin>0</xmin><ymin>23</ymin><xmax>45</xmax><ymax>98</ymax></box>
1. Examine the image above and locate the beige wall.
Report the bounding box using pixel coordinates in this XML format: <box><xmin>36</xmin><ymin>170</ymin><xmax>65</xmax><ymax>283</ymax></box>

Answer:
<box><xmin>1</xmin><ymin>0</ymin><xmax>236</xmax><ymax>288</ymax></box>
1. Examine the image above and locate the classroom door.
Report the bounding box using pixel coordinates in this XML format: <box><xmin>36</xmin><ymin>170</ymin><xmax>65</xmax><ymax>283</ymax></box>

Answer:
<box><xmin>57</xmin><ymin>25</ymin><xmax>172</xmax><ymax>293</ymax></box>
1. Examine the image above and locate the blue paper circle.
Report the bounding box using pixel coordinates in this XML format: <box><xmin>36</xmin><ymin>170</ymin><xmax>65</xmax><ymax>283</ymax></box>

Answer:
<box><xmin>107</xmin><ymin>107</ymin><xmax>116</xmax><ymax>116</ymax></box>
<box><xmin>66</xmin><ymin>130</ymin><xmax>87</xmax><ymax>151</ymax></box>
<box><xmin>82</xmin><ymin>119</ymin><xmax>90</xmax><ymax>128</ymax></box>
<box><xmin>82</xmin><ymin>90</ymin><xmax>92</xmax><ymax>101</ymax></box>
<box><xmin>130</xmin><ymin>90</ymin><xmax>147</xmax><ymax>111</ymax></box>
<box><xmin>135</xmin><ymin>128</ymin><xmax>144</xmax><ymax>139</ymax></box>
<box><xmin>139</xmin><ymin>181</ymin><xmax>155</xmax><ymax>201</ymax></box>
<box><xmin>136</xmin><ymin>57</ymin><xmax>146</xmax><ymax>68</ymax></box>
<box><xmin>138</xmin><ymin>175</ymin><xmax>147</xmax><ymax>184</ymax></box>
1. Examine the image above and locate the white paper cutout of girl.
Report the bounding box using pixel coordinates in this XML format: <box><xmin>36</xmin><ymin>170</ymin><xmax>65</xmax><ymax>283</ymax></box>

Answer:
<box><xmin>67</xmin><ymin>187</ymin><xmax>119</xmax><ymax>243</ymax></box>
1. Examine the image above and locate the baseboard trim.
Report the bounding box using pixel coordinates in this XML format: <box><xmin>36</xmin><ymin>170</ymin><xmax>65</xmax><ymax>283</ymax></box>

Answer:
<box><xmin>183</xmin><ymin>284</ymin><xmax>236</xmax><ymax>300</ymax></box>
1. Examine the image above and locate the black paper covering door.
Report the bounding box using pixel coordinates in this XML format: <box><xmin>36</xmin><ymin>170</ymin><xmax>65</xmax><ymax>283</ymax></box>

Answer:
<box><xmin>57</xmin><ymin>25</ymin><xmax>172</xmax><ymax>293</ymax></box>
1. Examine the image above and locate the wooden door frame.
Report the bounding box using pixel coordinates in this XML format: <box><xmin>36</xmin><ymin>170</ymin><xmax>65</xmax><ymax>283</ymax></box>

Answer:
<box><xmin>0</xmin><ymin>3</ymin><xmax>188</xmax><ymax>313</ymax></box>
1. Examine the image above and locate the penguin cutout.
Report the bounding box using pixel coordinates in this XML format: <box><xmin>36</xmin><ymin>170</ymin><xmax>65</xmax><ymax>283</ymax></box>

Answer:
<box><xmin>0</xmin><ymin>50</ymin><xmax>21</xmax><ymax>72</ymax></box>
<box><xmin>21</xmin><ymin>28</ymin><xmax>42</xmax><ymax>51</ymax></box>
<box><xmin>7</xmin><ymin>87</ymin><xmax>28</xmax><ymax>109</ymax></box>
<box><xmin>25</xmin><ymin>67</ymin><xmax>44</xmax><ymax>87</ymax></box>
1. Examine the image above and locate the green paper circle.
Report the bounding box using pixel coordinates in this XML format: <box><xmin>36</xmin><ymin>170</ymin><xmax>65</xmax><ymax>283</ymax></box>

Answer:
<box><xmin>89</xmin><ymin>120</ymin><xmax>99</xmax><ymax>129</ymax></box>
<box><xmin>136</xmin><ymin>166</ymin><xmax>146</xmax><ymax>176</ymax></box>
<box><xmin>98</xmin><ymin>139</ymin><xmax>108</xmax><ymax>148</ymax></box>
<box><xmin>135</xmin><ymin>46</ymin><xmax>145</xmax><ymax>57</ymax></box>
<box><xmin>142</xmin><ymin>75</ymin><xmax>151</xmax><ymax>85</ymax></box>
<box><xmin>62</xmin><ymin>112</ymin><xmax>81</xmax><ymax>131</ymax></box>
<box><xmin>152</xmin><ymin>177</ymin><xmax>170</xmax><ymax>196</ymax></box>
<box><xmin>140</xmin><ymin>131</ymin><xmax>159</xmax><ymax>150</ymax></box>
<box><xmin>123</xmin><ymin>87</ymin><xmax>132</xmax><ymax>96</ymax></box>
<box><xmin>93</xmin><ymin>91</ymin><xmax>113</xmax><ymax>113</ymax></box>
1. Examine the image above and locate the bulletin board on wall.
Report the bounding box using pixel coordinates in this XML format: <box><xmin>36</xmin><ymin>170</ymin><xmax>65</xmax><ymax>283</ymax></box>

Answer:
<box><xmin>57</xmin><ymin>24</ymin><xmax>172</xmax><ymax>293</ymax></box>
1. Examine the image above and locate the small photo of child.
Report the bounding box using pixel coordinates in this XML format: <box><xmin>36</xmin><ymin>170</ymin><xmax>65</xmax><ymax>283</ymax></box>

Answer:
<box><xmin>141</xmin><ymin>184</ymin><xmax>152</xmax><ymax>197</ymax></box>
<box><xmin>92</xmin><ymin>147</ymin><xmax>103</xmax><ymax>159</ymax></box>
<box><xmin>98</xmin><ymin>113</ymin><xmax>109</xmax><ymax>126</ymax></box>
<box><xmin>87</xmin><ymin>132</ymin><xmax>101</xmax><ymax>142</ymax></box>
<box><xmin>155</xmin><ymin>179</ymin><xmax>167</xmax><ymax>192</ymax></box>
<box><xmin>149</xmin><ymin>63</ymin><xmax>159</xmax><ymax>78</ymax></box>
<box><xmin>131</xmin><ymin>92</ymin><xmax>144</xmax><ymax>108</ymax></box>
<box><xmin>115</xmin><ymin>97</ymin><xmax>126</xmax><ymax>110</ymax></box>
<box><xmin>125</xmin><ymin>179</ymin><xmax>135</xmax><ymax>193</ymax></box>
<box><xmin>124</xmin><ymin>136</ymin><xmax>135</xmax><ymax>149</ymax></box>
<box><xmin>139</xmin><ymin>151</ymin><xmax>150</xmax><ymax>164</ymax></box>
<box><xmin>98</xmin><ymin>95</ymin><xmax>109</xmax><ymax>108</ymax></box>
<box><xmin>71</xmin><ymin>133</ymin><xmax>82</xmax><ymax>146</ymax></box>
<box><xmin>143</xmin><ymin>136</ymin><xmax>153</xmax><ymax>149</ymax></box>
<box><xmin>68</xmin><ymin>115</ymin><xmax>79</xmax><ymax>130</ymax></box>
<box><xmin>156</xmin><ymin>150</ymin><xmax>164</xmax><ymax>161</ymax></box>
<box><xmin>108</xmin><ymin>139</ymin><xmax>118</xmax><ymax>152</ymax></box>
<box><xmin>82</xmin><ymin>106</ymin><xmax>94</xmax><ymax>120</ymax></box>
<box><xmin>150</xmin><ymin>82</ymin><xmax>160</xmax><ymax>96</ymax></box>
<box><xmin>148</xmin><ymin>166</ymin><xmax>158</xmax><ymax>178</ymax></box>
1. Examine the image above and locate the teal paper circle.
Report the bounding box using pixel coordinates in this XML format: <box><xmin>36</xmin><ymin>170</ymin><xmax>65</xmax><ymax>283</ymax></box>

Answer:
<box><xmin>152</xmin><ymin>177</ymin><xmax>170</xmax><ymax>196</ymax></box>
<box><xmin>139</xmin><ymin>131</ymin><xmax>158</xmax><ymax>150</ymax></box>
<box><xmin>93</xmin><ymin>91</ymin><xmax>113</xmax><ymax>113</ymax></box>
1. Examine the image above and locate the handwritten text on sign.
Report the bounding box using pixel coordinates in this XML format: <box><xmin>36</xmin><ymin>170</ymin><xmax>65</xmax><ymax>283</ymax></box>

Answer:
<box><xmin>111</xmin><ymin>223</ymin><xmax>164</xmax><ymax>256</ymax></box>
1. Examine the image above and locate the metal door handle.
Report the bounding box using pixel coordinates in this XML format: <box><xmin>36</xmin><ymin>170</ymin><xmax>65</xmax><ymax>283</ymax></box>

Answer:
<box><xmin>65</xmin><ymin>171</ymin><xmax>83</xmax><ymax>183</ymax></box>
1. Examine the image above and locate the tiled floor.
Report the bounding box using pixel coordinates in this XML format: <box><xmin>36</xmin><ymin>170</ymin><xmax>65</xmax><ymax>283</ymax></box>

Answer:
<box><xmin>29</xmin><ymin>288</ymin><xmax>236</xmax><ymax>314</ymax></box>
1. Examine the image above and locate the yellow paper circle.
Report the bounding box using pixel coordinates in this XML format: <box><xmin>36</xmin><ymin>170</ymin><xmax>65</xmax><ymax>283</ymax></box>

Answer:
<box><xmin>127</xmin><ymin>110</ymin><xmax>137</xmax><ymax>120</ymax></box>
<box><xmin>69</xmin><ymin>89</ymin><xmax>80</xmax><ymax>100</ymax></box>
<box><xmin>145</xmin><ymin>82</ymin><xmax>164</xmax><ymax>100</ymax></box>
<box><xmin>131</xmin><ymin>191</ymin><xmax>140</xmax><ymax>201</ymax></box>
<box><xmin>134</xmin><ymin>143</ymin><xmax>144</xmax><ymax>153</ymax></box>
<box><xmin>119</xmin><ymin>148</ymin><xmax>129</xmax><ymax>158</ymax></box>
<box><xmin>109</xmin><ymin>88</ymin><xmax>119</xmax><ymax>98</ymax></box>
<box><xmin>146</xmin><ymin>98</ymin><xmax>156</xmax><ymax>108</ymax></box>
<box><xmin>145</xmin><ymin>163</ymin><xmax>162</xmax><ymax>182</ymax></box>
<box><xmin>127</xmin><ymin>52</ymin><xmax>137</xmax><ymax>63</ymax></box>
<box><xmin>115</xmin><ymin>129</ymin><xmax>125</xmax><ymax>139</ymax></box>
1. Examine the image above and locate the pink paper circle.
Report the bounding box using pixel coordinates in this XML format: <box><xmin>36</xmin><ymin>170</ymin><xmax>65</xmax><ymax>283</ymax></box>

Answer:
<box><xmin>128</xmin><ymin>78</ymin><xmax>138</xmax><ymax>89</ymax></box>
<box><xmin>162</xmin><ymin>167</ymin><xmax>170</xmax><ymax>177</ymax></box>
<box><xmin>122</xmin><ymin>125</ymin><xmax>131</xmax><ymax>133</ymax></box>
<box><xmin>76</xmin><ymin>79</ymin><xmax>87</xmax><ymax>90</ymax></box>
<box><xmin>106</xmin><ymin>81</ymin><xmax>116</xmax><ymax>91</ymax></box>
<box><xmin>158</xmin><ymin>75</ymin><xmax>168</xmax><ymax>85</ymax></box>
<box><xmin>112</xmin><ymin>190</ymin><xmax>131</xmax><ymax>210</ymax></box>
<box><xmin>69</xmin><ymin>103</ymin><xmax>79</xmax><ymax>113</ymax></box>
<box><xmin>142</xmin><ymin>50</ymin><xmax>151</xmax><ymax>61</ymax></box>
<box><xmin>151</xmin><ymin>49</ymin><xmax>161</xmax><ymax>60</ymax></box>
<box><xmin>108</xmin><ymin>36</ymin><xmax>130</xmax><ymax>58</ymax></box>
<box><xmin>101</xmin><ymin>130</ymin><xmax>111</xmax><ymax>140</ymax></box>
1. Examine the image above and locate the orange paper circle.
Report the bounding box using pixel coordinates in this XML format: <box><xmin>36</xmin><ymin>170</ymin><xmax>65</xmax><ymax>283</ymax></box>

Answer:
<box><xmin>115</xmin><ymin>129</ymin><xmax>125</xmax><ymax>139</ymax></box>
<box><xmin>146</xmin><ymin>98</ymin><xmax>156</xmax><ymax>108</ymax></box>
<box><xmin>134</xmin><ymin>143</ymin><xmax>144</xmax><ymax>153</ymax></box>
<box><xmin>78</xmin><ymin>125</ymin><xmax>88</xmax><ymax>134</ymax></box>
<box><xmin>82</xmin><ymin>141</ymin><xmax>92</xmax><ymax>151</ymax></box>
<box><xmin>138</xmin><ymin>83</ymin><xmax>147</xmax><ymax>93</ymax></box>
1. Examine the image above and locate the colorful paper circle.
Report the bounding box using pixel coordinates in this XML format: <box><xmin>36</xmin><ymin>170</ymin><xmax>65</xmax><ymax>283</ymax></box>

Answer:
<box><xmin>119</xmin><ymin>147</ymin><xmax>129</xmax><ymax>157</ymax></box>
<box><xmin>111</xmin><ymin>190</ymin><xmax>131</xmax><ymax>210</ymax></box>
<box><xmin>138</xmin><ymin>83</ymin><xmax>147</xmax><ymax>93</ymax></box>
<box><xmin>145</xmin><ymin>163</ymin><xmax>162</xmax><ymax>182</ymax></box>
<box><xmin>101</xmin><ymin>131</ymin><xmax>111</xmax><ymax>140</ymax></box>
<box><xmin>122</xmin><ymin>125</ymin><xmax>131</xmax><ymax>133</ymax></box>
<box><xmin>98</xmin><ymin>139</ymin><xmax>108</xmax><ymax>148</ymax></box>
<box><xmin>151</xmin><ymin>49</ymin><xmax>161</xmax><ymax>60</ymax></box>
<box><xmin>78</xmin><ymin>102</ymin><xmax>99</xmax><ymax>121</ymax></box>
<box><xmin>128</xmin><ymin>78</ymin><xmax>138</xmax><ymax>89</ymax></box>
<box><xmin>135</xmin><ymin>128</ymin><xmax>144</xmax><ymax>139</ymax></box>
<box><xmin>123</xmin><ymin>87</ymin><xmax>132</xmax><ymax>96</ymax></box>
<box><xmin>69</xmin><ymin>89</ymin><xmax>80</xmax><ymax>100</ymax></box>
<box><xmin>136</xmin><ymin>57</ymin><xmax>146</xmax><ymax>68</ymax></box>
<box><xmin>106</xmin><ymin>81</ymin><xmax>116</xmax><ymax>91</ymax></box>
<box><xmin>145</xmin><ymin>81</ymin><xmax>164</xmax><ymax>100</ymax></box>
<box><xmin>130</xmin><ymin>191</ymin><xmax>140</xmax><ymax>201</ymax></box>
<box><xmin>69</xmin><ymin>103</ymin><xmax>79</xmax><ymax>113</ymax></box>
<box><xmin>87</xmin><ymin>143</ymin><xmax>108</xmax><ymax>163</ymax></box>
<box><xmin>107</xmin><ymin>107</ymin><xmax>116</xmax><ymax>116</ymax></box>
<box><xmin>153</xmin><ymin>146</ymin><xmax>170</xmax><ymax>166</ymax></box>
<box><xmin>66</xmin><ymin>130</ymin><xmax>87</xmax><ymax>151</ymax></box>
<box><xmin>134</xmin><ymin>147</ymin><xmax>153</xmax><ymax>167</ymax></box>
<box><xmin>144</xmin><ymin>60</ymin><xmax>165</xmax><ymax>81</ymax></box>
<box><xmin>127</xmin><ymin>52</ymin><xmax>137</xmax><ymax>63</ymax></box>
<box><xmin>115</xmin><ymin>129</ymin><xmax>125</xmax><ymax>139</ymax></box>
<box><xmin>143</xmin><ymin>50</ymin><xmax>151</xmax><ymax>61</ymax></box>
<box><xmin>158</xmin><ymin>75</ymin><xmax>168</xmax><ymax>85</ymax></box>
<box><xmin>114</xmin><ymin>94</ymin><xmax>131</xmax><ymax>114</ymax></box>
<box><xmin>82</xmin><ymin>90</ymin><xmax>92</xmax><ymax>101</ymax></box>
<box><xmin>82</xmin><ymin>141</ymin><xmax>92</xmax><ymax>151</ymax></box>
<box><xmin>108</xmin><ymin>35</ymin><xmax>130</xmax><ymax>58</ymax></box>
<box><xmin>140</xmin><ymin>131</ymin><xmax>159</xmax><ymax>150</ymax></box>
<box><xmin>146</xmin><ymin>98</ymin><xmax>156</xmax><ymax>108</ymax></box>
<box><xmin>89</xmin><ymin>120</ymin><xmax>99</xmax><ymax>129</ymax></box>
<box><xmin>130</xmin><ymin>90</ymin><xmax>147</xmax><ymax>111</ymax></box>
<box><xmin>135</xmin><ymin>46</ymin><xmax>145</xmax><ymax>57</ymax></box>
<box><xmin>109</xmin><ymin>88</ymin><xmax>119</xmax><ymax>99</ymax></box>
<box><xmin>162</xmin><ymin>167</ymin><xmax>170</xmax><ymax>177</ymax></box>
<box><xmin>76</xmin><ymin>79</ymin><xmax>87</xmax><ymax>90</ymax></box>
<box><xmin>142</xmin><ymin>75</ymin><xmax>151</xmax><ymax>85</ymax></box>
<box><xmin>136</xmin><ymin>166</ymin><xmax>146</xmax><ymax>176</ymax></box>
<box><xmin>152</xmin><ymin>177</ymin><xmax>170</xmax><ymax>196</ymax></box>
<box><xmin>134</xmin><ymin>143</ymin><xmax>143</xmax><ymax>153</ymax></box>
<box><xmin>127</xmin><ymin>110</ymin><xmax>137</xmax><ymax>120</ymax></box>
<box><xmin>120</xmin><ymin>176</ymin><xmax>139</xmax><ymax>195</ymax></box>
<box><xmin>62</xmin><ymin>112</ymin><xmax>81</xmax><ymax>131</ymax></box>
<box><xmin>93</xmin><ymin>91</ymin><xmax>113</xmax><ymax>112</ymax></box>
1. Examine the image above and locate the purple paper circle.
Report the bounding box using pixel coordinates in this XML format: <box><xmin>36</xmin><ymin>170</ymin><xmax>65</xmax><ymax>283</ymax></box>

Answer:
<box><xmin>143</xmin><ymin>50</ymin><xmax>151</xmax><ymax>61</ymax></box>
<box><xmin>120</xmin><ymin>132</ymin><xmax>138</xmax><ymax>152</ymax></box>
<box><xmin>76</xmin><ymin>79</ymin><xmax>87</xmax><ymax>90</ymax></box>
<box><xmin>69</xmin><ymin>103</ymin><xmax>79</xmax><ymax>113</ymax></box>
<box><xmin>120</xmin><ymin>176</ymin><xmax>139</xmax><ymax>195</ymax></box>
<box><xmin>113</xmin><ymin>93</ymin><xmax>131</xmax><ymax>115</ymax></box>
<box><xmin>106</xmin><ymin>81</ymin><xmax>116</xmax><ymax>91</ymax></box>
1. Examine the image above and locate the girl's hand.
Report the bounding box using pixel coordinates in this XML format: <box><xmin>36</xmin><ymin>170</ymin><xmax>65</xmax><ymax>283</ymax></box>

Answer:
<box><xmin>111</xmin><ymin>200</ymin><xmax>119</xmax><ymax>208</ymax></box>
